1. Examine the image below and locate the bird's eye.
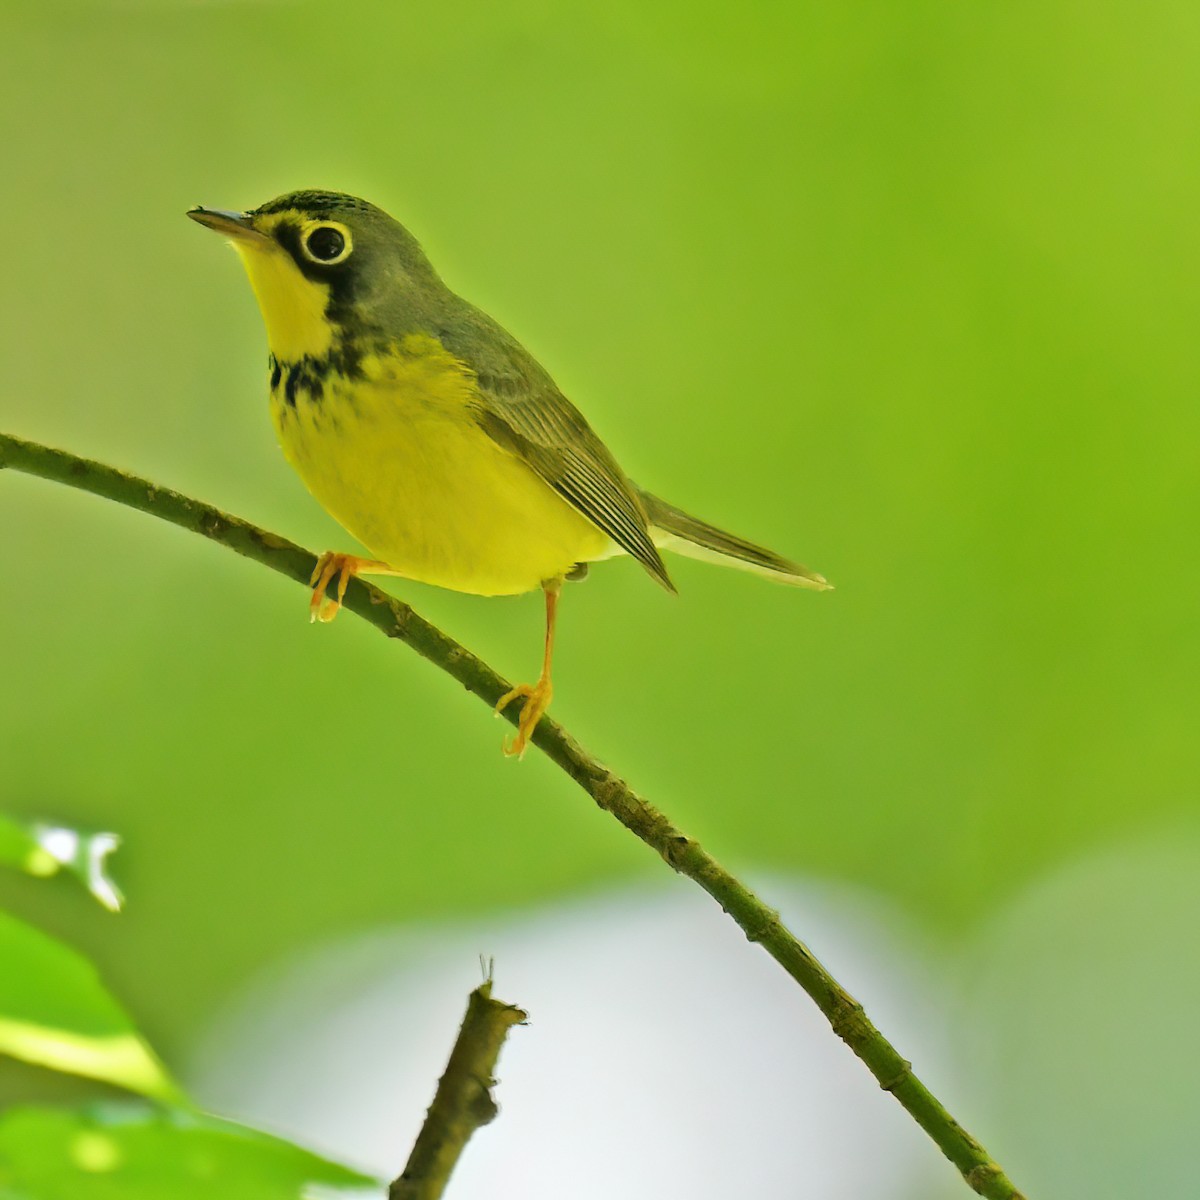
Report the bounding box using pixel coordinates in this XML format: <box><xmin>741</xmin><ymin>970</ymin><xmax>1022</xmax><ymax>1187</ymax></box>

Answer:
<box><xmin>301</xmin><ymin>222</ymin><xmax>352</xmax><ymax>265</ymax></box>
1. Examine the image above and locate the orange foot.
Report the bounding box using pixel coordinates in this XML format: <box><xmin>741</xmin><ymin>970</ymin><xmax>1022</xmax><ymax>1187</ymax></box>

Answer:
<box><xmin>309</xmin><ymin>552</ymin><xmax>393</xmax><ymax>623</ymax></box>
<box><xmin>494</xmin><ymin>677</ymin><xmax>553</xmax><ymax>759</ymax></box>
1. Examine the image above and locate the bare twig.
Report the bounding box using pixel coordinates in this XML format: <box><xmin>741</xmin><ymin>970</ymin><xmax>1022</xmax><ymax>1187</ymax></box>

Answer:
<box><xmin>0</xmin><ymin>432</ymin><xmax>1027</xmax><ymax>1200</ymax></box>
<box><xmin>390</xmin><ymin>980</ymin><xmax>526</xmax><ymax>1200</ymax></box>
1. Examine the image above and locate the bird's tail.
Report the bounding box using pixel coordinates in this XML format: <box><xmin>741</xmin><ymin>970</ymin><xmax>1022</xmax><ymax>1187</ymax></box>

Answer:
<box><xmin>639</xmin><ymin>491</ymin><xmax>831</xmax><ymax>590</ymax></box>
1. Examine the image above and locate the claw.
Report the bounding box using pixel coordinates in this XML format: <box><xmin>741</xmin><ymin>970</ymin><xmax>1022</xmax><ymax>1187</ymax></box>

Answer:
<box><xmin>493</xmin><ymin>578</ymin><xmax>562</xmax><ymax>758</ymax></box>
<box><xmin>495</xmin><ymin>679</ymin><xmax>553</xmax><ymax>759</ymax></box>
<box><xmin>309</xmin><ymin>552</ymin><xmax>348</xmax><ymax>623</ymax></box>
<box><xmin>309</xmin><ymin>553</ymin><xmax>397</xmax><ymax>623</ymax></box>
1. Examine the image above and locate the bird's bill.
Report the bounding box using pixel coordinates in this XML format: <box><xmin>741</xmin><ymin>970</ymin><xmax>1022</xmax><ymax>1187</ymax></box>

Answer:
<box><xmin>186</xmin><ymin>206</ymin><xmax>269</xmax><ymax>243</ymax></box>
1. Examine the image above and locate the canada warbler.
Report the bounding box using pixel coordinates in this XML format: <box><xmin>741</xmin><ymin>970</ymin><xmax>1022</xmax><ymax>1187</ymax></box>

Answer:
<box><xmin>188</xmin><ymin>191</ymin><xmax>829</xmax><ymax>755</ymax></box>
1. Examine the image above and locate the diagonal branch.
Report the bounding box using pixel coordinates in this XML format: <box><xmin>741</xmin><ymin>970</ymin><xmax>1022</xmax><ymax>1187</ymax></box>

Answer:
<box><xmin>0</xmin><ymin>431</ymin><xmax>1026</xmax><ymax>1200</ymax></box>
<box><xmin>391</xmin><ymin>979</ymin><xmax>526</xmax><ymax>1200</ymax></box>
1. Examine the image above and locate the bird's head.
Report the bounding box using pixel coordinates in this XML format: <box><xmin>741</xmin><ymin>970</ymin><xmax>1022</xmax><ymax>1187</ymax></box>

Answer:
<box><xmin>188</xmin><ymin>190</ymin><xmax>443</xmax><ymax>362</ymax></box>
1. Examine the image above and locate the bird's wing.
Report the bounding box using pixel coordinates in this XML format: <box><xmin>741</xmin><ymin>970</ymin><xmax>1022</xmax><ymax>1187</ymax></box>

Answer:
<box><xmin>443</xmin><ymin>307</ymin><xmax>675</xmax><ymax>592</ymax></box>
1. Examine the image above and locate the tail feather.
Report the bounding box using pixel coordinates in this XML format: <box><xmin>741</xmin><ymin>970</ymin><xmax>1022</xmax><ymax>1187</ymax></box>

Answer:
<box><xmin>639</xmin><ymin>492</ymin><xmax>831</xmax><ymax>590</ymax></box>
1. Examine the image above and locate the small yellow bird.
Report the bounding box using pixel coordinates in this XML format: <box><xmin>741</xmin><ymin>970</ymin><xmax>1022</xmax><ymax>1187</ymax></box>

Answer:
<box><xmin>189</xmin><ymin>191</ymin><xmax>829</xmax><ymax>755</ymax></box>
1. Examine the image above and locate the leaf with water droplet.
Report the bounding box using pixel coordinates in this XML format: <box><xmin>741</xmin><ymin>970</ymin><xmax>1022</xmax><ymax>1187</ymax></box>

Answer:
<box><xmin>0</xmin><ymin>813</ymin><xmax>124</xmax><ymax>911</ymax></box>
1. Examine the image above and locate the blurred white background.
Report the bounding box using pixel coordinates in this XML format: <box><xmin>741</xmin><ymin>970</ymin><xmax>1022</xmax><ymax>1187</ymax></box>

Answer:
<box><xmin>191</xmin><ymin>837</ymin><xmax>1200</xmax><ymax>1199</ymax></box>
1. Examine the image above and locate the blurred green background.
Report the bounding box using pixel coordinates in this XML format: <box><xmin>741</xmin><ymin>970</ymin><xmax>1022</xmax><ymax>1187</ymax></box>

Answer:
<box><xmin>1</xmin><ymin>0</ymin><xmax>1198</xmax><ymax>1194</ymax></box>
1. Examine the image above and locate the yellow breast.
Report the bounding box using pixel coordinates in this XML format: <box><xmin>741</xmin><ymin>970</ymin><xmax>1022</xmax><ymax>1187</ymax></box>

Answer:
<box><xmin>269</xmin><ymin>334</ymin><xmax>610</xmax><ymax>596</ymax></box>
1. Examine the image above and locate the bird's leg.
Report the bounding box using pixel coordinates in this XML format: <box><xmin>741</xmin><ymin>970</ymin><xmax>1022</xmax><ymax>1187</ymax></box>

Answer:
<box><xmin>495</xmin><ymin>577</ymin><xmax>563</xmax><ymax>758</ymax></box>
<box><xmin>309</xmin><ymin>552</ymin><xmax>405</xmax><ymax>623</ymax></box>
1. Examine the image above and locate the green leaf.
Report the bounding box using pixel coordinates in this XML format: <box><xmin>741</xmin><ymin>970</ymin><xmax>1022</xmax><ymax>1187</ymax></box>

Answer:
<box><xmin>0</xmin><ymin>814</ymin><xmax>123</xmax><ymax>911</ymax></box>
<box><xmin>0</xmin><ymin>1104</ymin><xmax>382</xmax><ymax>1200</ymax></box>
<box><xmin>0</xmin><ymin>912</ymin><xmax>181</xmax><ymax>1102</ymax></box>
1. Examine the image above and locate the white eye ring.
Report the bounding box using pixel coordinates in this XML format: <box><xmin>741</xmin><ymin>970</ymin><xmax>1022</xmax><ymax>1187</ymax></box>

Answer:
<box><xmin>299</xmin><ymin>220</ymin><xmax>353</xmax><ymax>265</ymax></box>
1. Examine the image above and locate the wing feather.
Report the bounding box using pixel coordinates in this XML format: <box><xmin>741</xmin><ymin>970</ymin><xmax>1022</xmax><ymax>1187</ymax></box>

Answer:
<box><xmin>437</xmin><ymin>304</ymin><xmax>675</xmax><ymax>591</ymax></box>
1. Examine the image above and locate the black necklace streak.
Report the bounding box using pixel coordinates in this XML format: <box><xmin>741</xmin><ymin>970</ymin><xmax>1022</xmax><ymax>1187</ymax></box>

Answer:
<box><xmin>268</xmin><ymin>340</ymin><xmax>369</xmax><ymax>409</ymax></box>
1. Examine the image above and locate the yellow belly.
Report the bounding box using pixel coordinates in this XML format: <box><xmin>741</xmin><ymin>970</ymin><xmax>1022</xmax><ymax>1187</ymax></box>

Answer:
<box><xmin>270</xmin><ymin>358</ymin><xmax>610</xmax><ymax>596</ymax></box>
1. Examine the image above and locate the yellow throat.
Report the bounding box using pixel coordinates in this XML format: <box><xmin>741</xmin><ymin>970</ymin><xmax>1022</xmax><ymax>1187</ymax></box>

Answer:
<box><xmin>229</xmin><ymin>215</ymin><xmax>333</xmax><ymax>362</ymax></box>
